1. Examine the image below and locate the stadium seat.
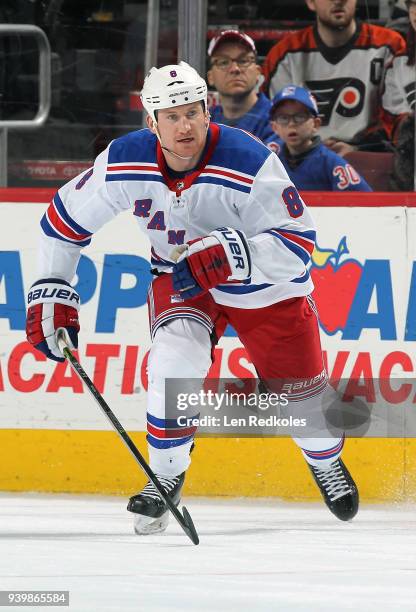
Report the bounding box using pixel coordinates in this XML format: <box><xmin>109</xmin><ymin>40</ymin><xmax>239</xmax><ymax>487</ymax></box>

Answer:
<box><xmin>344</xmin><ymin>151</ymin><xmax>394</xmax><ymax>191</ymax></box>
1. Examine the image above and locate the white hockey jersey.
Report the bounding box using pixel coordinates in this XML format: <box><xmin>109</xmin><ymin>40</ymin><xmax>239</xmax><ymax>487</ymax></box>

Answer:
<box><xmin>262</xmin><ymin>23</ymin><xmax>405</xmax><ymax>143</ymax></box>
<box><xmin>382</xmin><ymin>53</ymin><xmax>416</xmax><ymax>116</ymax></box>
<box><xmin>37</xmin><ymin>123</ymin><xmax>316</xmax><ymax>309</ymax></box>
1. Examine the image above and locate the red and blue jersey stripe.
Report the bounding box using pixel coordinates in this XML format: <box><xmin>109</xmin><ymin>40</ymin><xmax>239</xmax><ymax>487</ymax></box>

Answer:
<box><xmin>266</xmin><ymin>228</ymin><xmax>316</xmax><ymax>265</ymax></box>
<box><xmin>41</xmin><ymin>193</ymin><xmax>92</xmax><ymax>246</ymax></box>
<box><xmin>194</xmin><ymin>165</ymin><xmax>254</xmax><ymax>194</ymax></box>
<box><xmin>105</xmin><ymin>162</ymin><xmax>165</xmax><ymax>184</ymax></box>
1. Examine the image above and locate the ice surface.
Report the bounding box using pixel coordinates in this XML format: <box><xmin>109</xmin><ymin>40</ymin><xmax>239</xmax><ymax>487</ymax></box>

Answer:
<box><xmin>0</xmin><ymin>494</ymin><xmax>415</xmax><ymax>611</ymax></box>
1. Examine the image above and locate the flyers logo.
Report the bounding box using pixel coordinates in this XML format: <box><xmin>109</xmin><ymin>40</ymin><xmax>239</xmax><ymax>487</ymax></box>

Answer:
<box><xmin>305</xmin><ymin>78</ymin><xmax>365</xmax><ymax>125</ymax></box>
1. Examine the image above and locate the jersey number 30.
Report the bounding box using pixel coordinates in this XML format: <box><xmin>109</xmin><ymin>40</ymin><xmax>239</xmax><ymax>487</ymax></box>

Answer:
<box><xmin>282</xmin><ymin>186</ymin><xmax>304</xmax><ymax>218</ymax></box>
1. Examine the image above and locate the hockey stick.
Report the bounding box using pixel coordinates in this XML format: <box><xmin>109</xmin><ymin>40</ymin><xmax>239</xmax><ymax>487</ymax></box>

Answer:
<box><xmin>55</xmin><ymin>328</ymin><xmax>199</xmax><ymax>545</ymax></box>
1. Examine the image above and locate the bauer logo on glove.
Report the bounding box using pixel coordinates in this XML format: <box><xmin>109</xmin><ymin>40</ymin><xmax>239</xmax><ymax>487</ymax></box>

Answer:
<box><xmin>171</xmin><ymin>227</ymin><xmax>251</xmax><ymax>300</ymax></box>
<box><xmin>27</xmin><ymin>285</ymin><xmax>80</xmax><ymax>306</ymax></box>
<box><xmin>26</xmin><ymin>278</ymin><xmax>80</xmax><ymax>362</ymax></box>
<box><xmin>211</xmin><ymin>227</ymin><xmax>251</xmax><ymax>276</ymax></box>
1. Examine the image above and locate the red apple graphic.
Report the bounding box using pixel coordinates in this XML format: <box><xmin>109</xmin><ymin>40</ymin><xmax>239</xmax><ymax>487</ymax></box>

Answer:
<box><xmin>310</xmin><ymin>237</ymin><xmax>363</xmax><ymax>334</ymax></box>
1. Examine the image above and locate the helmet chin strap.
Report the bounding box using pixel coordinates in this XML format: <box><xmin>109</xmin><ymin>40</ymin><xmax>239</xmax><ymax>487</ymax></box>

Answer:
<box><xmin>160</xmin><ymin>145</ymin><xmax>195</xmax><ymax>161</ymax></box>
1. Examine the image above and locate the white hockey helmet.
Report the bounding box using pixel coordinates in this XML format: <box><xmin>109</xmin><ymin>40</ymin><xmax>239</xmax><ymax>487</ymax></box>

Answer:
<box><xmin>141</xmin><ymin>61</ymin><xmax>208</xmax><ymax>123</ymax></box>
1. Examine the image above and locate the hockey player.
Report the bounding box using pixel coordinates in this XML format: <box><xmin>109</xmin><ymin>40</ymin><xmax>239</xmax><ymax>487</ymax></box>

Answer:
<box><xmin>207</xmin><ymin>30</ymin><xmax>275</xmax><ymax>143</ymax></box>
<box><xmin>262</xmin><ymin>0</ymin><xmax>405</xmax><ymax>155</ymax></box>
<box><xmin>25</xmin><ymin>62</ymin><xmax>358</xmax><ymax>535</ymax></box>
<box><xmin>267</xmin><ymin>85</ymin><xmax>372</xmax><ymax>191</ymax></box>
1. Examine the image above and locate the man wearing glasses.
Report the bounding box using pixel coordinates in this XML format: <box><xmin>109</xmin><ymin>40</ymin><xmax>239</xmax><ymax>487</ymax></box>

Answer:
<box><xmin>207</xmin><ymin>30</ymin><xmax>275</xmax><ymax>142</ymax></box>
<box><xmin>268</xmin><ymin>85</ymin><xmax>371</xmax><ymax>191</ymax></box>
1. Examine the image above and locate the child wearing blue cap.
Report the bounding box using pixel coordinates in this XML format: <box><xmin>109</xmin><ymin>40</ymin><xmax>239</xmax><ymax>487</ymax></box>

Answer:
<box><xmin>266</xmin><ymin>85</ymin><xmax>372</xmax><ymax>192</ymax></box>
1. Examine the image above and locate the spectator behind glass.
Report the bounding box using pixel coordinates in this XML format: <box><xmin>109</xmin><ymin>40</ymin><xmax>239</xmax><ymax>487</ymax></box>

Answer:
<box><xmin>267</xmin><ymin>85</ymin><xmax>372</xmax><ymax>191</ymax></box>
<box><xmin>262</xmin><ymin>0</ymin><xmax>405</xmax><ymax>156</ymax></box>
<box><xmin>383</xmin><ymin>1</ymin><xmax>415</xmax><ymax>131</ymax></box>
<box><xmin>384</xmin><ymin>1</ymin><xmax>416</xmax><ymax>190</ymax></box>
<box><xmin>207</xmin><ymin>30</ymin><xmax>275</xmax><ymax>142</ymax></box>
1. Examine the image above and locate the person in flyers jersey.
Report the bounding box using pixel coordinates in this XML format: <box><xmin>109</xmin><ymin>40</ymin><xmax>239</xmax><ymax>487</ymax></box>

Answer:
<box><xmin>262</xmin><ymin>0</ymin><xmax>405</xmax><ymax>156</ymax></box>
<box><xmin>25</xmin><ymin>61</ymin><xmax>358</xmax><ymax>535</ymax></box>
<box><xmin>382</xmin><ymin>0</ymin><xmax>416</xmax><ymax>190</ymax></box>
<box><xmin>383</xmin><ymin>0</ymin><xmax>416</xmax><ymax>120</ymax></box>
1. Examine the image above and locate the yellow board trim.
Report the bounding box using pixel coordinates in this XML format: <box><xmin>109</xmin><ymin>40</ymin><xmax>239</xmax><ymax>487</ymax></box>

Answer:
<box><xmin>0</xmin><ymin>430</ymin><xmax>413</xmax><ymax>501</ymax></box>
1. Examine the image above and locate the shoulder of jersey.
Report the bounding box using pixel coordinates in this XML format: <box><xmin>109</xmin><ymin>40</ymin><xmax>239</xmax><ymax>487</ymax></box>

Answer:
<box><xmin>316</xmin><ymin>143</ymin><xmax>344</xmax><ymax>165</ymax></box>
<box><xmin>108</xmin><ymin>128</ymin><xmax>157</xmax><ymax>164</ymax></box>
<box><xmin>299</xmin><ymin>142</ymin><xmax>339</xmax><ymax>169</ymax></box>
<box><xmin>357</xmin><ymin>22</ymin><xmax>406</xmax><ymax>51</ymax></box>
<box><xmin>213</xmin><ymin>124</ymin><xmax>272</xmax><ymax>176</ymax></box>
<box><xmin>391</xmin><ymin>51</ymin><xmax>411</xmax><ymax>63</ymax></box>
<box><xmin>255</xmin><ymin>93</ymin><xmax>273</xmax><ymax>116</ymax></box>
<box><xmin>266</xmin><ymin>26</ymin><xmax>316</xmax><ymax>61</ymax></box>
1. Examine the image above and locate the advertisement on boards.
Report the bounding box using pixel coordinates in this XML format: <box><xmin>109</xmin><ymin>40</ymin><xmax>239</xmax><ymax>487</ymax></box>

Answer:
<box><xmin>0</xmin><ymin>197</ymin><xmax>415</xmax><ymax>432</ymax></box>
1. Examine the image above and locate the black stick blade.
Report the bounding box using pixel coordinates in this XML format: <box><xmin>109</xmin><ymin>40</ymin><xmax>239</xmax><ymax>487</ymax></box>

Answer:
<box><xmin>181</xmin><ymin>506</ymin><xmax>199</xmax><ymax>545</ymax></box>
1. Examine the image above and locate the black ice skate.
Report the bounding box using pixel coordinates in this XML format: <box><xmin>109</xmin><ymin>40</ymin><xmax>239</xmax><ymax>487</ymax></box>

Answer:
<box><xmin>127</xmin><ymin>473</ymin><xmax>185</xmax><ymax>535</ymax></box>
<box><xmin>308</xmin><ymin>458</ymin><xmax>359</xmax><ymax>521</ymax></box>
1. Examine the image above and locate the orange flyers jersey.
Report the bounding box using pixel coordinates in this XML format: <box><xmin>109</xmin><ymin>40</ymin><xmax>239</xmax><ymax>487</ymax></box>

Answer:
<box><xmin>262</xmin><ymin>23</ymin><xmax>405</xmax><ymax>143</ymax></box>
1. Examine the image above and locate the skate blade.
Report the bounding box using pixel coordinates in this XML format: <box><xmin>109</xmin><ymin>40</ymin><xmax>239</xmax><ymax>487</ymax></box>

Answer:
<box><xmin>133</xmin><ymin>511</ymin><xmax>169</xmax><ymax>535</ymax></box>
